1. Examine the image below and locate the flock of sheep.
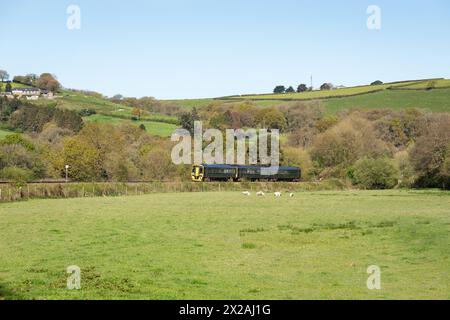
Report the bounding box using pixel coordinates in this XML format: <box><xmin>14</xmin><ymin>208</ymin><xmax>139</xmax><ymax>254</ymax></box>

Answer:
<box><xmin>242</xmin><ymin>191</ymin><xmax>294</xmax><ymax>198</ymax></box>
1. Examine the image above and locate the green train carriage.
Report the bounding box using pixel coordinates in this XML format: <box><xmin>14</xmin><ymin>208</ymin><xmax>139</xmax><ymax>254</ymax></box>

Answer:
<box><xmin>191</xmin><ymin>164</ymin><xmax>300</xmax><ymax>182</ymax></box>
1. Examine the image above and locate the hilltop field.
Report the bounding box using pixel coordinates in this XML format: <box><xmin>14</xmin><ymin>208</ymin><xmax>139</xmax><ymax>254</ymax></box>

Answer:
<box><xmin>0</xmin><ymin>190</ymin><xmax>448</xmax><ymax>300</ymax></box>
<box><xmin>164</xmin><ymin>78</ymin><xmax>450</xmax><ymax>114</ymax></box>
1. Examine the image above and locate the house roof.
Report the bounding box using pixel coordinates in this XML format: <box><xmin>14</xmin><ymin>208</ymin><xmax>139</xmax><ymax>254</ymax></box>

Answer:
<box><xmin>12</xmin><ymin>87</ymin><xmax>40</xmax><ymax>92</ymax></box>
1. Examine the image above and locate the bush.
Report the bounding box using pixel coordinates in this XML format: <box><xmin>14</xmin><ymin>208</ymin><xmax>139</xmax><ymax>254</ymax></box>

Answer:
<box><xmin>0</xmin><ymin>166</ymin><xmax>34</xmax><ymax>185</ymax></box>
<box><xmin>410</xmin><ymin>114</ymin><xmax>450</xmax><ymax>188</ymax></box>
<box><xmin>78</xmin><ymin>108</ymin><xmax>97</xmax><ymax>117</ymax></box>
<box><xmin>394</xmin><ymin>150</ymin><xmax>416</xmax><ymax>187</ymax></box>
<box><xmin>282</xmin><ymin>147</ymin><xmax>313</xmax><ymax>181</ymax></box>
<box><xmin>349</xmin><ymin>157</ymin><xmax>399</xmax><ymax>189</ymax></box>
<box><xmin>311</xmin><ymin>116</ymin><xmax>390</xmax><ymax>172</ymax></box>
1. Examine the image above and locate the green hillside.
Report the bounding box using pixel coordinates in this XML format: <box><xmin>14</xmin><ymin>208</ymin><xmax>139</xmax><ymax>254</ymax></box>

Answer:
<box><xmin>31</xmin><ymin>89</ymin><xmax>180</xmax><ymax>136</ymax></box>
<box><xmin>322</xmin><ymin>87</ymin><xmax>450</xmax><ymax>114</ymax></box>
<box><xmin>0</xmin><ymin>128</ymin><xmax>16</xmax><ymax>139</ymax></box>
<box><xmin>162</xmin><ymin>78</ymin><xmax>450</xmax><ymax>114</ymax></box>
<box><xmin>36</xmin><ymin>89</ymin><xmax>176</xmax><ymax>122</ymax></box>
<box><xmin>5</xmin><ymin>77</ymin><xmax>449</xmax><ymax>138</ymax></box>
<box><xmin>83</xmin><ymin>114</ymin><xmax>178</xmax><ymax>137</ymax></box>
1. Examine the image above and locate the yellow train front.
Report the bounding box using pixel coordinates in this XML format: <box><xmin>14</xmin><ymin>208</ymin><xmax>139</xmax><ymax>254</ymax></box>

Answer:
<box><xmin>192</xmin><ymin>164</ymin><xmax>300</xmax><ymax>182</ymax></box>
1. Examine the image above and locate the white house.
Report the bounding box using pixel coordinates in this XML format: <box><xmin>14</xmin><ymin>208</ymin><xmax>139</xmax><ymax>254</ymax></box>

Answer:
<box><xmin>11</xmin><ymin>87</ymin><xmax>41</xmax><ymax>99</ymax></box>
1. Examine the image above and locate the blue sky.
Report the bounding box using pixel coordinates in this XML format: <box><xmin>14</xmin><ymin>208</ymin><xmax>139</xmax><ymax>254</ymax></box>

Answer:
<box><xmin>1</xmin><ymin>0</ymin><xmax>449</xmax><ymax>99</ymax></box>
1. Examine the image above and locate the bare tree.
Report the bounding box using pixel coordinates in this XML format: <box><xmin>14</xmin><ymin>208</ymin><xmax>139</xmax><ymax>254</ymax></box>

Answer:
<box><xmin>0</xmin><ymin>70</ymin><xmax>9</xmax><ymax>82</ymax></box>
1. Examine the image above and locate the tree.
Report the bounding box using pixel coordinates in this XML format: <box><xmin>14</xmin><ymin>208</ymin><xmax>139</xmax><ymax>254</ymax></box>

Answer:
<box><xmin>282</xmin><ymin>147</ymin><xmax>313</xmax><ymax>180</ymax></box>
<box><xmin>311</xmin><ymin>116</ymin><xmax>390</xmax><ymax>173</ymax></box>
<box><xmin>320</xmin><ymin>83</ymin><xmax>333</xmax><ymax>90</ymax></box>
<box><xmin>371</xmin><ymin>80</ymin><xmax>383</xmax><ymax>86</ymax></box>
<box><xmin>255</xmin><ymin>108</ymin><xmax>287</xmax><ymax>131</ymax></box>
<box><xmin>37</xmin><ymin>73</ymin><xmax>61</xmax><ymax>92</ymax></box>
<box><xmin>178</xmin><ymin>107</ymin><xmax>200</xmax><ymax>134</ymax></box>
<box><xmin>273</xmin><ymin>86</ymin><xmax>286</xmax><ymax>94</ymax></box>
<box><xmin>349</xmin><ymin>157</ymin><xmax>399</xmax><ymax>189</ymax></box>
<box><xmin>280</xmin><ymin>102</ymin><xmax>325</xmax><ymax>132</ymax></box>
<box><xmin>286</xmin><ymin>86</ymin><xmax>295</xmax><ymax>93</ymax></box>
<box><xmin>297</xmin><ymin>84</ymin><xmax>308</xmax><ymax>92</ymax></box>
<box><xmin>62</xmin><ymin>137</ymin><xmax>102</xmax><ymax>181</ymax></box>
<box><xmin>0</xmin><ymin>70</ymin><xmax>9</xmax><ymax>82</ymax></box>
<box><xmin>410</xmin><ymin>115</ymin><xmax>450</xmax><ymax>188</ymax></box>
<box><xmin>111</xmin><ymin>94</ymin><xmax>124</xmax><ymax>103</ymax></box>
<box><xmin>132</xmin><ymin>107</ymin><xmax>142</xmax><ymax>120</ymax></box>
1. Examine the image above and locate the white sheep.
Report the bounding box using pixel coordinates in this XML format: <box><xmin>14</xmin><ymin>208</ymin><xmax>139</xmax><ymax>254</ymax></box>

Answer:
<box><xmin>256</xmin><ymin>191</ymin><xmax>265</xmax><ymax>197</ymax></box>
<box><xmin>289</xmin><ymin>193</ymin><xmax>295</xmax><ymax>198</ymax></box>
<box><xmin>242</xmin><ymin>191</ymin><xmax>251</xmax><ymax>196</ymax></box>
<box><xmin>274</xmin><ymin>192</ymin><xmax>282</xmax><ymax>198</ymax></box>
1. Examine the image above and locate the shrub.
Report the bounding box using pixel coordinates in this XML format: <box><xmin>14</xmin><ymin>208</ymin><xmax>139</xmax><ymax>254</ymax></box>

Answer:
<box><xmin>371</xmin><ymin>80</ymin><xmax>383</xmax><ymax>86</ymax></box>
<box><xmin>78</xmin><ymin>108</ymin><xmax>97</xmax><ymax>117</ymax></box>
<box><xmin>410</xmin><ymin>114</ymin><xmax>450</xmax><ymax>188</ymax></box>
<box><xmin>282</xmin><ymin>147</ymin><xmax>313</xmax><ymax>181</ymax></box>
<box><xmin>0</xmin><ymin>166</ymin><xmax>34</xmax><ymax>185</ymax></box>
<box><xmin>349</xmin><ymin>157</ymin><xmax>399</xmax><ymax>189</ymax></box>
<box><xmin>311</xmin><ymin>116</ymin><xmax>390</xmax><ymax>172</ymax></box>
<box><xmin>394</xmin><ymin>150</ymin><xmax>416</xmax><ymax>187</ymax></box>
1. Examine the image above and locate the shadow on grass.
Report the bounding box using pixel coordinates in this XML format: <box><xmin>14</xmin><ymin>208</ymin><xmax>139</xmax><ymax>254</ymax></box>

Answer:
<box><xmin>0</xmin><ymin>282</ymin><xmax>23</xmax><ymax>300</ymax></box>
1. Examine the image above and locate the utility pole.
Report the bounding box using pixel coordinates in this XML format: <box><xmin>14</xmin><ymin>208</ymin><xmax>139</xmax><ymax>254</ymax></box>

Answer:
<box><xmin>310</xmin><ymin>75</ymin><xmax>313</xmax><ymax>90</ymax></box>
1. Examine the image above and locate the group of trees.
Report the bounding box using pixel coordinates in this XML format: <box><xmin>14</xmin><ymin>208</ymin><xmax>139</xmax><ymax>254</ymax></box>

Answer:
<box><xmin>0</xmin><ymin>70</ymin><xmax>9</xmax><ymax>82</ymax></box>
<box><xmin>110</xmin><ymin>95</ymin><xmax>181</xmax><ymax>116</ymax></box>
<box><xmin>273</xmin><ymin>84</ymin><xmax>311</xmax><ymax>94</ymax></box>
<box><xmin>0</xmin><ymin>72</ymin><xmax>449</xmax><ymax>189</ymax></box>
<box><xmin>1</xmin><ymin>98</ymin><xmax>82</xmax><ymax>133</ymax></box>
<box><xmin>0</xmin><ymin>70</ymin><xmax>10</xmax><ymax>93</ymax></box>
<box><xmin>0</xmin><ymin>122</ymin><xmax>181</xmax><ymax>183</ymax></box>
<box><xmin>284</xmin><ymin>105</ymin><xmax>450</xmax><ymax>189</ymax></box>
<box><xmin>273</xmin><ymin>80</ymin><xmax>385</xmax><ymax>94</ymax></box>
<box><xmin>12</xmin><ymin>72</ymin><xmax>61</xmax><ymax>92</ymax></box>
<box><xmin>0</xmin><ymin>98</ymin><xmax>182</xmax><ymax>183</ymax></box>
<box><xmin>177</xmin><ymin>99</ymin><xmax>450</xmax><ymax>189</ymax></box>
<box><xmin>273</xmin><ymin>83</ymin><xmax>338</xmax><ymax>93</ymax></box>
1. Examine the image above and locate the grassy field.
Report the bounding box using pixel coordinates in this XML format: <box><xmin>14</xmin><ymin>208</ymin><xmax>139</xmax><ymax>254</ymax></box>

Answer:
<box><xmin>161</xmin><ymin>79</ymin><xmax>450</xmax><ymax>114</ymax></box>
<box><xmin>0</xmin><ymin>190</ymin><xmax>448</xmax><ymax>300</ymax></box>
<box><xmin>162</xmin><ymin>98</ymin><xmax>214</xmax><ymax>110</ymax></box>
<box><xmin>393</xmin><ymin>79</ymin><xmax>450</xmax><ymax>90</ymax></box>
<box><xmin>221</xmin><ymin>80</ymin><xmax>429</xmax><ymax>101</ymax></box>
<box><xmin>321</xmin><ymin>88</ymin><xmax>450</xmax><ymax>114</ymax></box>
<box><xmin>0</xmin><ymin>128</ymin><xmax>16</xmax><ymax>139</ymax></box>
<box><xmin>83</xmin><ymin>114</ymin><xmax>178</xmax><ymax>137</ymax></box>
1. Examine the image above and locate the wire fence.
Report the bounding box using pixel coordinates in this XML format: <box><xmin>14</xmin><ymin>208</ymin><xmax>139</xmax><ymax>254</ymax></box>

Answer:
<box><xmin>0</xmin><ymin>180</ymin><xmax>348</xmax><ymax>202</ymax></box>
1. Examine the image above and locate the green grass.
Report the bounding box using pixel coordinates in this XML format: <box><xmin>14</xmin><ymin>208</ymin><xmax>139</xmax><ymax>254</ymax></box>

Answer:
<box><xmin>198</xmin><ymin>78</ymin><xmax>450</xmax><ymax>114</ymax></box>
<box><xmin>394</xmin><ymin>79</ymin><xmax>450</xmax><ymax>90</ymax></box>
<box><xmin>0</xmin><ymin>128</ymin><xmax>16</xmax><ymax>139</ymax></box>
<box><xmin>223</xmin><ymin>81</ymin><xmax>425</xmax><ymax>101</ymax></box>
<box><xmin>322</xmin><ymin>88</ymin><xmax>450</xmax><ymax>114</ymax></box>
<box><xmin>162</xmin><ymin>98</ymin><xmax>214</xmax><ymax>110</ymax></box>
<box><xmin>0</xmin><ymin>190</ymin><xmax>449</xmax><ymax>300</ymax></box>
<box><xmin>83</xmin><ymin>114</ymin><xmax>178</xmax><ymax>137</ymax></box>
